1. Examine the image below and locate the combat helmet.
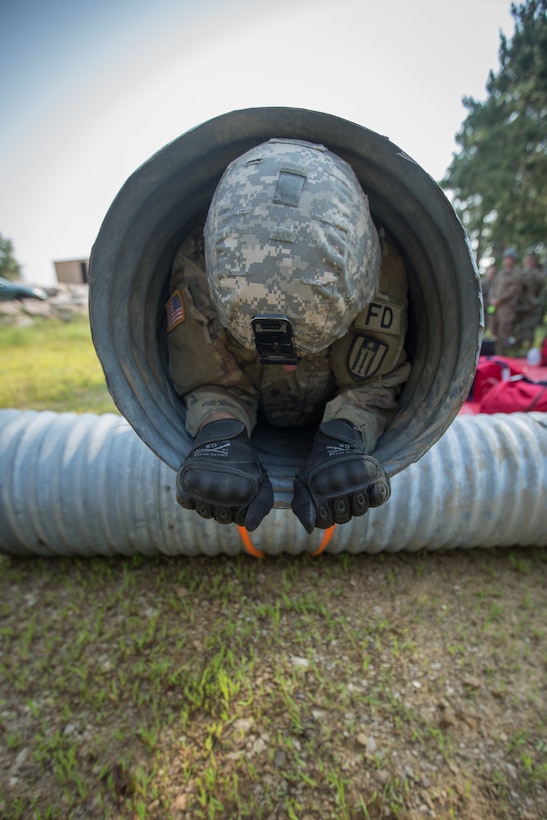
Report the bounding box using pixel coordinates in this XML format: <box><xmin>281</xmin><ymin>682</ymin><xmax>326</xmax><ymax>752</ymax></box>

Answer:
<box><xmin>205</xmin><ymin>138</ymin><xmax>381</xmax><ymax>356</ymax></box>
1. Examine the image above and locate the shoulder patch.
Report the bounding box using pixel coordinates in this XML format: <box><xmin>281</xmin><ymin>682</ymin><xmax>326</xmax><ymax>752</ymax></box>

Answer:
<box><xmin>353</xmin><ymin>299</ymin><xmax>402</xmax><ymax>337</ymax></box>
<box><xmin>165</xmin><ymin>289</ymin><xmax>185</xmax><ymax>332</ymax></box>
<box><xmin>347</xmin><ymin>335</ymin><xmax>388</xmax><ymax>381</ymax></box>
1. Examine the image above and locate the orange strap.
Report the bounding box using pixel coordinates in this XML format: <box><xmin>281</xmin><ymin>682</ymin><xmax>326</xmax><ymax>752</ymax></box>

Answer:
<box><xmin>236</xmin><ymin>526</ymin><xmax>265</xmax><ymax>558</ymax></box>
<box><xmin>310</xmin><ymin>524</ymin><xmax>337</xmax><ymax>556</ymax></box>
<box><xmin>237</xmin><ymin>523</ymin><xmax>336</xmax><ymax>558</ymax></box>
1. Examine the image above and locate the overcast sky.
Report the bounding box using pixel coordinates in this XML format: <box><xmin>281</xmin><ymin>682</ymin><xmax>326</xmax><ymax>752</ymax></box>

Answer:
<box><xmin>1</xmin><ymin>0</ymin><xmax>515</xmax><ymax>284</ymax></box>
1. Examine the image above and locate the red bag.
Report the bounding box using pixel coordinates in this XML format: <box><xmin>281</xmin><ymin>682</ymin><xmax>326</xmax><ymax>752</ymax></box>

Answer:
<box><xmin>479</xmin><ymin>376</ymin><xmax>547</xmax><ymax>414</ymax></box>
<box><xmin>468</xmin><ymin>357</ymin><xmax>524</xmax><ymax>403</ymax></box>
<box><xmin>542</xmin><ymin>337</ymin><xmax>547</xmax><ymax>367</ymax></box>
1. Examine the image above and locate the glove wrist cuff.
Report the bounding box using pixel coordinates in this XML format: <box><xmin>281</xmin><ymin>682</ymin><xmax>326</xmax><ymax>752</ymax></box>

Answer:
<box><xmin>318</xmin><ymin>419</ymin><xmax>363</xmax><ymax>450</ymax></box>
<box><xmin>195</xmin><ymin>418</ymin><xmax>246</xmax><ymax>445</ymax></box>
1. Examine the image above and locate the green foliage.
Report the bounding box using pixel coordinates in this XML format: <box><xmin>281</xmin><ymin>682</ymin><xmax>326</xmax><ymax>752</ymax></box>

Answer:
<box><xmin>0</xmin><ymin>233</ymin><xmax>22</xmax><ymax>280</ymax></box>
<box><xmin>441</xmin><ymin>0</ymin><xmax>547</xmax><ymax>265</ymax></box>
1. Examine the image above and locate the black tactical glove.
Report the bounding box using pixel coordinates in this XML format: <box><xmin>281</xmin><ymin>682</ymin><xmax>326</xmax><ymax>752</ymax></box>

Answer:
<box><xmin>292</xmin><ymin>419</ymin><xmax>391</xmax><ymax>533</ymax></box>
<box><xmin>176</xmin><ymin>419</ymin><xmax>274</xmax><ymax>531</ymax></box>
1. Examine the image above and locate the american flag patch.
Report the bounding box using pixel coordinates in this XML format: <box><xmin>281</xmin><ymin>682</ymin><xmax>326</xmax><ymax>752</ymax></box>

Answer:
<box><xmin>165</xmin><ymin>289</ymin><xmax>185</xmax><ymax>332</ymax></box>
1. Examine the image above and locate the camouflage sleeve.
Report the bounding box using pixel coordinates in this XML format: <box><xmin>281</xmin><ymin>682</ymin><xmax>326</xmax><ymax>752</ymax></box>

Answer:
<box><xmin>527</xmin><ymin>268</ymin><xmax>546</xmax><ymax>310</ymax></box>
<box><xmin>322</xmin><ymin>356</ymin><xmax>411</xmax><ymax>453</ymax></box>
<box><xmin>166</xmin><ymin>229</ymin><xmax>259</xmax><ymax>437</ymax></box>
<box><xmin>183</xmin><ymin>386</ymin><xmax>258</xmax><ymax>438</ymax></box>
<box><xmin>495</xmin><ymin>270</ymin><xmax>522</xmax><ymax>307</ymax></box>
<box><xmin>324</xmin><ymin>239</ymin><xmax>411</xmax><ymax>453</ymax></box>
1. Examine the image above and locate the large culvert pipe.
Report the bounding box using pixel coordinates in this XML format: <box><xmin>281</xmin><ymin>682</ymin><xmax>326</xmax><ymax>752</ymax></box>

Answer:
<box><xmin>1</xmin><ymin>409</ymin><xmax>545</xmax><ymax>558</ymax></box>
<box><xmin>89</xmin><ymin>108</ymin><xmax>483</xmax><ymax>505</ymax></box>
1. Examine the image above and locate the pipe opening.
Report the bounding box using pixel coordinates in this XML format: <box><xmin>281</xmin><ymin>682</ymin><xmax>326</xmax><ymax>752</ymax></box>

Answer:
<box><xmin>90</xmin><ymin>107</ymin><xmax>483</xmax><ymax>506</ymax></box>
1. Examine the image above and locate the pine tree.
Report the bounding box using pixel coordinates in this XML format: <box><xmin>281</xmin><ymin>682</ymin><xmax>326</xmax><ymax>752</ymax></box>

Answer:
<box><xmin>442</xmin><ymin>0</ymin><xmax>547</xmax><ymax>266</ymax></box>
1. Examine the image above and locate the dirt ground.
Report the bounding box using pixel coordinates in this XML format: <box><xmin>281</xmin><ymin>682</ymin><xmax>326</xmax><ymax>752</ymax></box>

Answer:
<box><xmin>0</xmin><ymin>545</ymin><xmax>546</xmax><ymax>819</ymax></box>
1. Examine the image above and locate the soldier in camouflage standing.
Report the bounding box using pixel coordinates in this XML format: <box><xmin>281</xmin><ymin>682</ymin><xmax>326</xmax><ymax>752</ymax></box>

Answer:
<box><xmin>514</xmin><ymin>251</ymin><xmax>546</xmax><ymax>351</ymax></box>
<box><xmin>490</xmin><ymin>248</ymin><xmax>524</xmax><ymax>355</ymax></box>
<box><xmin>166</xmin><ymin>140</ymin><xmax>410</xmax><ymax>533</ymax></box>
<box><xmin>482</xmin><ymin>263</ymin><xmax>498</xmax><ymax>335</ymax></box>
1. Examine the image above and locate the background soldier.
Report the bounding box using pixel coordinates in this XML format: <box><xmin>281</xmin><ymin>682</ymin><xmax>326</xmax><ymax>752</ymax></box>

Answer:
<box><xmin>514</xmin><ymin>251</ymin><xmax>546</xmax><ymax>351</ymax></box>
<box><xmin>490</xmin><ymin>248</ymin><xmax>523</xmax><ymax>355</ymax></box>
<box><xmin>166</xmin><ymin>140</ymin><xmax>411</xmax><ymax>533</ymax></box>
<box><xmin>482</xmin><ymin>263</ymin><xmax>498</xmax><ymax>335</ymax></box>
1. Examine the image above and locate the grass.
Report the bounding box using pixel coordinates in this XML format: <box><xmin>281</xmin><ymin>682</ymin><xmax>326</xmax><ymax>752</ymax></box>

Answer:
<box><xmin>1</xmin><ymin>549</ymin><xmax>547</xmax><ymax>819</ymax></box>
<box><xmin>1</xmin><ymin>316</ymin><xmax>547</xmax><ymax>818</ymax></box>
<box><xmin>0</xmin><ymin>316</ymin><xmax>118</xmax><ymax>414</ymax></box>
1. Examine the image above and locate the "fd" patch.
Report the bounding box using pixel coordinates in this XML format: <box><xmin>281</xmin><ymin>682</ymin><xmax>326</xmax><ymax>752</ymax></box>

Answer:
<box><xmin>353</xmin><ymin>299</ymin><xmax>402</xmax><ymax>336</ymax></box>
<box><xmin>347</xmin><ymin>335</ymin><xmax>388</xmax><ymax>381</ymax></box>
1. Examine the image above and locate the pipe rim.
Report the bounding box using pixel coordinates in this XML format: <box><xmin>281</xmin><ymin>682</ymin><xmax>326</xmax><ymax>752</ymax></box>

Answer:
<box><xmin>89</xmin><ymin>106</ymin><xmax>483</xmax><ymax>505</ymax></box>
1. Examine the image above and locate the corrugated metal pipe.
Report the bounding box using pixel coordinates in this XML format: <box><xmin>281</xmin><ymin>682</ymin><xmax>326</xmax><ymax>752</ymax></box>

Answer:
<box><xmin>6</xmin><ymin>108</ymin><xmax>491</xmax><ymax>559</ymax></box>
<box><xmin>1</xmin><ymin>409</ymin><xmax>545</xmax><ymax>557</ymax></box>
<box><xmin>88</xmin><ymin>108</ymin><xmax>484</xmax><ymax>494</ymax></box>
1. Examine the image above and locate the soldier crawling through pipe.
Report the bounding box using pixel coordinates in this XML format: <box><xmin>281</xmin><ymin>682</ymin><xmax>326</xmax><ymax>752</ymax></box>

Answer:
<box><xmin>165</xmin><ymin>139</ymin><xmax>411</xmax><ymax>534</ymax></box>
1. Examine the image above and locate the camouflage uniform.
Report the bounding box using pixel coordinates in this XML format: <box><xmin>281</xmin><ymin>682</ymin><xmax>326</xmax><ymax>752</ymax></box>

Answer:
<box><xmin>491</xmin><ymin>252</ymin><xmax>523</xmax><ymax>355</ymax></box>
<box><xmin>514</xmin><ymin>255</ymin><xmax>546</xmax><ymax>349</ymax></box>
<box><xmin>167</xmin><ymin>228</ymin><xmax>410</xmax><ymax>454</ymax></box>
<box><xmin>166</xmin><ymin>139</ymin><xmax>410</xmax><ymax>456</ymax></box>
<box><xmin>481</xmin><ymin>265</ymin><xmax>497</xmax><ymax>335</ymax></box>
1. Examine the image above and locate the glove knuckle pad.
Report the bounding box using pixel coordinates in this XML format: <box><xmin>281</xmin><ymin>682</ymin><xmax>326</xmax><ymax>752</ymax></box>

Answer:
<box><xmin>176</xmin><ymin>426</ymin><xmax>273</xmax><ymax>528</ymax></box>
<box><xmin>350</xmin><ymin>491</ymin><xmax>369</xmax><ymax>516</ymax></box>
<box><xmin>368</xmin><ymin>478</ymin><xmax>391</xmax><ymax>506</ymax></box>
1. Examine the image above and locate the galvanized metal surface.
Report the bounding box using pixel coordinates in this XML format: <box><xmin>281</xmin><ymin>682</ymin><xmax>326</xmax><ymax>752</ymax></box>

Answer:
<box><xmin>89</xmin><ymin>107</ymin><xmax>483</xmax><ymax>494</ymax></box>
<box><xmin>1</xmin><ymin>409</ymin><xmax>545</xmax><ymax>558</ymax></box>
